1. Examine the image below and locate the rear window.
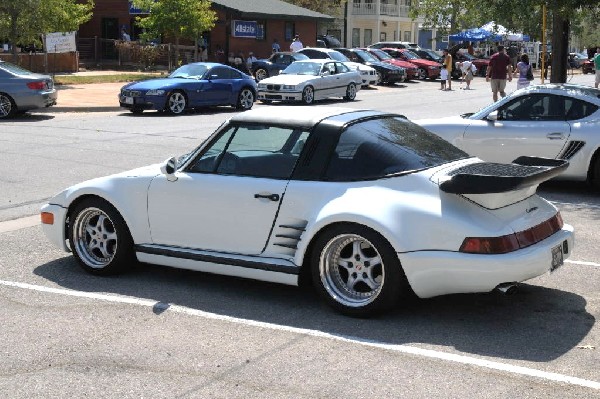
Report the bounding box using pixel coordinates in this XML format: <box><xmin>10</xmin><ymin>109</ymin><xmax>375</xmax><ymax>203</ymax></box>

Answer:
<box><xmin>325</xmin><ymin>117</ymin><xmax>468</xmax><ymax>181</ymax></box>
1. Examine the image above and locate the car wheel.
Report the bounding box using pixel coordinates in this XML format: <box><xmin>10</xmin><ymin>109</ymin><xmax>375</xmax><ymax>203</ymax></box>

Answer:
<box><xmin>255</xmin><ymin>68</ymin><xmax>268</xmax><ymax>81</ymax></box>
<box><xmin>165</xmin><ymin>91</ymin><xmax>186</xmax><ymax>115</ymax></box>
<box><xmin>311</xmin><ymin>224</ymin><xmax>411</xmax><ymax>317</ymax></box>
<box><xmin>302</xmin><ymin>86</ymin><xmax>314</xmax><ymax>105</ymax></box>
<box><xmin>376</xmin><ymin>71</ymin><xmax>383</xmax><ymax>85</ymax></box>
<box><xmin>590</xmin><ymin>155</ymin><xmax>600</xmax><ymax>190</ymax></box>
<box><xmin>69</xmin><ymin>197</ymin><xmax>135</xmax><ymax>275</ymax></box>
<box><xmin>344</xmin><ymin>83</ymin><xmax>357</xmax><ymax>101</ymax></box>
<box><xmin>0</xmin><ymin>93</ymin><xmax>17</xmax><ymax>119</ymax></box>
<box><xmin>418</xmin><ymin>68</ymin><xmax>428</xmax><ymax>80</ymax></box>
<box><xmin>236</xmin><ymin>87</ymin><xmax>255</xmax><ymax>110</ymax></box>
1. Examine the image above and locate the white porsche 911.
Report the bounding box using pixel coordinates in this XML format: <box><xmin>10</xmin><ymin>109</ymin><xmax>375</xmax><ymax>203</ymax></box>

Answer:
<box><xmin>41</xmin><ymin>107</ymin><xmax>574</xmax><ymax>317</ymax></box>
<box><xmin>416</xmin><ymin>84</ymin><xmax>600</xmax><ymax>189</ymax></box>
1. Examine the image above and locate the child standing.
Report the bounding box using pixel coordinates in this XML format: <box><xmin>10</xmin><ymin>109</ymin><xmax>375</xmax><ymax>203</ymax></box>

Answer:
<box><xmin>440</xmin><ymin>64</ymin><xmax>448</xmax><ymax>90</ymax></box>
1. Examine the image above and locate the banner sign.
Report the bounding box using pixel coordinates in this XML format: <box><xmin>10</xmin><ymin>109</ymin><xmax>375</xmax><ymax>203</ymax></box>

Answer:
<box><xmin>45</xmin><ymin>32</ymin><xmax>76</xmax><ymax>53</ymax></box>
<box><xmin>232</xmin><ymin>20</ymin><xmax>257</xmax><ymax>38</ymax></box>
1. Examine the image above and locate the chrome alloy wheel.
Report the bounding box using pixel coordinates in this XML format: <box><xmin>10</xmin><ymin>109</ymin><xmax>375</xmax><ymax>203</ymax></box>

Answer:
<box><xmin>167</xmin><ymin>92</ymin><xmax>186</xmax><ymax>114</ymax></box>
<box><xmin>319</xmin><ymin>234</ymin><xmax>384</xmax><ymax>307</ymax></box>
<box><xmin>72</xmin><ymin>207</ymin><xmax>118</xmax><ymax>269</ymax></box>
<box><xmin>302</xmin><ymin>86</ymin><xmax>314</xmax><ymax>104</ymax></box>
<box><xmin>255</xmin><ymin>69</ymin><xmax>268</xmax><ymax>81</ymax></box>
<box><xmin>238</xmin><ymin>88</ymin><xmax>254</xmax><ymax>109</ymax></box>
<box><xmin>0</xmin><ymin>94</ymin><xmax>14</xmax><ymax>118</ymax></box>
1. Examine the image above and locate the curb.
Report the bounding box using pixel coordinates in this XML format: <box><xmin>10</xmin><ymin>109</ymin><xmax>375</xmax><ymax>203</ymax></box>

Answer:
<box><xmin>38</xmin><ymin>106</ymin><xmax>123</xmax><ymax>113</ymax></box>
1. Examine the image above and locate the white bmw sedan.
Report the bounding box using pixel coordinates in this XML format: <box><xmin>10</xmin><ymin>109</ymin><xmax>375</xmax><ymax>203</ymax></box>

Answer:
<box><xmin>41</xmin><ymin>107</ymin><xmax>573</xmax><ymax>317</ymax></box>
<box><xmin>257</xmin><ymin>60</ymin><xmax>362</xmax><ymax>105</ymax></box>
<box><xmin>416</xmin><ymin>84</ymin><xmax>600</xmax><ymax>189</ymax></box>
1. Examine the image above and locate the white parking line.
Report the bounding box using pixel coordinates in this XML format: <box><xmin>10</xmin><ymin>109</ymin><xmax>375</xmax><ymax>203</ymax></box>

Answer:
<box><xmin>566</xmin><ymin>259</ymin><xmax>600</xmax><ymax>268</ymax></box>
<box><xmin>0</xmin><ymin>215</ymin><xmax>40</xmax><ymax>234</ymax></box>
<box><xmin>1</xmin><ymin>279</ymin><xmax>599</xmax><ymax>390</ymax></box>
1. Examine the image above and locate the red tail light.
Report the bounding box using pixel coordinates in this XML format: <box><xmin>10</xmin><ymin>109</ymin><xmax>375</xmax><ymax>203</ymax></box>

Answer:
<box><xmin>460</xmin><ymin>212</ymin><xmax>563</xmax><ymax>254</ymax></box>
<box><xmin>27</xmin><ymin>81</ymin><xmax>46</xmax><ymax>90</ymax></box>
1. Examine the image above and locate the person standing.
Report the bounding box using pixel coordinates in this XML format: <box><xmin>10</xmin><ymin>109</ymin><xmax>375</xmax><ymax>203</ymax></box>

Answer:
<box><xmin>486</xmin><ymin>45</ymin><xmax>513</xmax><ymax>101</ymax></box>
<box><xmin>515</xmin><ymin>53</ymin><xmax>532</xmax><ymax>89</ymax></box>
<box><xmin>272</xmin><ymin>38</ymin><xmax>281</xmax><ymax>53</ymax></box>
<box><xmin>246</xmin><ymin>51</ymin><xmax>257</xmax><ymax>74</ymax></box>
<box><xmin>121</xmin><ymin>28</ymin><xmax>131</xmax><ymax>42</ymax></box>
<box><xmin>439</xmin><ymin>64</ymin><xmax>448</xmax><ymax>90</ymax></box>
<box><xmin>594</xmin><ymin>47</ymin><xmax>600</xmax><ymax>88</ymax></box>
<box><xmin>290</xmin><ymin>34</ymin><xmax>303</xmax><ymax>52</ymax></box>
<box><xmin>442</xmin><ymin>48</ymin><xmax>453</xmax><ymax>90</ymax></box>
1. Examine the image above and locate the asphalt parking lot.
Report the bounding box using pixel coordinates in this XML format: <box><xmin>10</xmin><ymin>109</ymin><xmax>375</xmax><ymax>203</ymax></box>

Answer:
<box><xmin>0</xmin><ymin>72</ymin><xmax>598</xmax><ymax>398</ymax></box>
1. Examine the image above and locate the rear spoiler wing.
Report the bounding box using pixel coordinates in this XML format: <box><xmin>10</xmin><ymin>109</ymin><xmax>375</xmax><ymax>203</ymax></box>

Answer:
<box><xmin>439</xmin><ymin>156</ymin><xmax>569</xmax><ymax>194</ymax></box>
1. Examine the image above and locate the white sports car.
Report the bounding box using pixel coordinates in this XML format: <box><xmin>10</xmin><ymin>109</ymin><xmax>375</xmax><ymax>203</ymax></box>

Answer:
<box><xmin>416</xmin><ymin>84</ymin><xmax>600</xmax><ymax>189</ymax></box>
<box><xmin>41</xmin><ymin>107</ymin><xmax>574</xmax><ymax>317</ymax></box>
<box><xmin>257</xmin><ymin>60</ymin><xmax>362</xmax><ymax>105</ymax></box>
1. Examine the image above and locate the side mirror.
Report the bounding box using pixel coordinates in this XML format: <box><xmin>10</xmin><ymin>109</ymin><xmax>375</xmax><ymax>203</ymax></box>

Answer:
<box><xmin>486</xmin><ymin>111</ymin><xmax>498</xmax><ymax>122</ymax></box>
<box><xmin>160</xmin><ymin>157</ymin><xmax>178</xmax><ymax>181</ymax></box>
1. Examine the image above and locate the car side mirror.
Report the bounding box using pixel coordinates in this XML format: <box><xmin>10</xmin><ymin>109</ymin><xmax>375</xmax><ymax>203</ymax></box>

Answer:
<box><xmin>486</xmin><ymin>111</ymin><xmax>498</xmax><ymax>122</ymax></box>
<box><xmin>160</xmin><ymin>157</ymin><xmax>178</xmax><ymax>182</ymax></box>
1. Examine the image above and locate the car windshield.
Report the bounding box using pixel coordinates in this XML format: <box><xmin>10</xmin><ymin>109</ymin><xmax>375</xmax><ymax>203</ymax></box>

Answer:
<box><xmin>355</xmin><ymin>49</ymin><xmax>379</xmax><ymax>62</ymax></box>
<box><xmin>401</xmin><ymin>50</ymin><xmax>420</xmax><ymax>60</ymax></box>
<box><xmin>423</xmin><ymin>50</ymin><xmax>442</xmax><ymax>60</ymax></box>
<box><xmin>370</xmin><ymin>49</ymin><xmax>392</xmax><ymax>60</ymax></box>
<box><xmin>282</xmin><ymin>62</ymin><xmax>322</xmax><ymax>75</ymax></box>
<box><xmin>169</xmin><ymin>64</ymin><xmax>209</xmax><ymax>79</ymax></box>
<box><xmin>325</xmin><ymin>116</ymin><xmax>469</xmax><ymax>181</ymax></box>
<box><xmin>0</xmin><ymin>61</ymin><xmax>34</xmax><ymax>75</ymax></box>
<box><xmin>328</xmin><ymin>51</ymin><xmax>350</xmax><ymax>62</ymax></box>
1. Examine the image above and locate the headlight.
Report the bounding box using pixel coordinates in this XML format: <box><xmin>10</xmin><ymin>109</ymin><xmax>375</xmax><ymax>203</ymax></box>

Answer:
<box><xmin>282</xmin><ymin>85</ymin><xmax>295</xmax><ymax>90</ymax></box>
<box><xmin>145</xmin><ymin>89</ymin><xmax>166</xmax><ymax>96</ymax></box>
<box><xmin>258</xmin><ymin>83</ymin><xmax>267</xmax><ymax>89</ymax></box>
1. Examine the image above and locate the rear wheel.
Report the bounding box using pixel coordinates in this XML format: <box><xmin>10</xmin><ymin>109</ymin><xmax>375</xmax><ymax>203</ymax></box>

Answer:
<box><xmin>165</xmin><ymin>91</ymin><xmax>186</xmax><ymax>114</ymax></box>
<box><xmin>255</xmin><ymin>68</ymin><xmax>268</xmax><ymax>81</ymax></box>
<box><xmin>311</xmin><ymin>224</ymin><xmax>411</xmax><ymax>317</ymax></box>
<box><xmin>236</xmin><ymin>88</ymin><xmax>255</xmax><ymax>110</ymax></box>
<box><xmin>418</xmin><ymin>68</ymin><xmax>428</xmax><ymax>80</ymax></box>
<box><xmin>0</xmin><ymin>93</ymin><xmax>16</xmax><ymax>119</ymax></box>
<box><xmin>344</xmin><ymin>83</ymin><xmax>357</xmax><ymax>101</ymax></box>
<box><xmin>302</xmin><ymin>86</ymin><xmax>314</xmax><ymax>105</ymax></box>
<box><xmin>590</xmin><ymin>155</ymin><xmax>600</xmax><ymax>190</ymax></box>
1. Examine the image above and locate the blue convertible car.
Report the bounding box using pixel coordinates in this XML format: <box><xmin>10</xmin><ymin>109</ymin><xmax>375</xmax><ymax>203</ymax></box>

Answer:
<box><xmin>119</xmin><ymin>63</ymin><xmax>257</xmax><ymax>115</ymax></box>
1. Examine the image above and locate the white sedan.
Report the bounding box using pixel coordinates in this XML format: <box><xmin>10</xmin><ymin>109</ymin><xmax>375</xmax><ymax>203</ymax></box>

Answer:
<box><xmin>257</xmin><ymin>60</ymin><xmax>362</xmax><ymax>105</ymax></box>
<box><xmin>416</xmin><ymin>84</ymin><xmax>600</xmax><ymax>189</ymax></box>
<box><xmin>40</xmin><ymin>107</ymin><xmax>574</xmax><ymax>317</ymax></box>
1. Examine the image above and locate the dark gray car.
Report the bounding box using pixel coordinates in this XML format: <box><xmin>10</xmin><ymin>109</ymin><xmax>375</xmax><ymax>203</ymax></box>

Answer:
<box><xmin>0</xmin><ymin>61</ymin><xmax>57</xmax><ymax>118</ymax></box>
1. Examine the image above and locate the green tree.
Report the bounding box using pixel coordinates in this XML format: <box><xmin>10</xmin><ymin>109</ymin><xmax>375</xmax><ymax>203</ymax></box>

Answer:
<box><xmin>132</xmin><ymin>0</ymin><xmax>216</xmax><ymax>64</ymax></box>
<box><xmin>0</xmin><ymin>0</ymin><xmax>93</xmax><ymax>62</ymax></box>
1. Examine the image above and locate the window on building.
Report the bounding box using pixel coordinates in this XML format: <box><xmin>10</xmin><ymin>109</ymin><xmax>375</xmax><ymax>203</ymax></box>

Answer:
<box><xmin>285</xmin><ymin>22</ymin><xmax>295</xmax><ymax>41</ymax></box>
<box><xmin>364</xmin><ymin>29</ymin><xmax>373</xmax><ymax>46</ymax></box>
<box><xmin>352</xmin><ymin>28</ymin><xmax>360</xmax><ymax>47</ymax></box>
<box><xmin>404</xmin><ymin>31</ymin><xmax>411</xmax><ymax>41</ymax></box>
<box><xmin>256</xmin><ymin>22</ymin><xmax>265</xmax><ymax>41</ymax></box>
<box><xmin>380</xmin><ymin>32</ymin><xmax>386</xmax><ymax>41</ymax></box>
<box><xmin>394</xmin><ymin>30</ymin><xmax>397</xmax><ymax>40</ymax></box>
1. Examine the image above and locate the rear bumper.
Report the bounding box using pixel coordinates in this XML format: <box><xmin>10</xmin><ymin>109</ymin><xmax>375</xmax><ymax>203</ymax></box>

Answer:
<box><xmin>17</xmin><ymin>89</ymin><xmax>57</xmax><ymax>110</ymax></box>
<box><xmin>398</xmin><ymin>224</ymin><xmax>574</xmax><ymax>298</ymax></box>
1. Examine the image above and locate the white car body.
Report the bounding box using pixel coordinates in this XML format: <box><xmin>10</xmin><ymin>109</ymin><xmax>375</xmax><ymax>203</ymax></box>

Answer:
<box><xmin>416</xmin><ymin>84</ymin><xmax>600</xmax><ymax>185</ymax></box>
<box><xmin>297</xmin><ymin>47</ymin><xmax>378</xmax><ymax>86</ymax></box>
<box><xmin>257</xmin><ymin>60</ymin><xmax>362</xmax><ymax>104</ymax></box>
<box><xmin>41</xmin><ymin>107</ymin><xmax>574</xmax><ymax>316</ymax></box>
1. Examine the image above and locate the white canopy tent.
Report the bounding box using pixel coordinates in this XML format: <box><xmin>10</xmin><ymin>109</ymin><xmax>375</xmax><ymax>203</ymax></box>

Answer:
<box><xmin>480</xmin><ymin>22</ymin><xmax>528</xmax><ymax>42</ymax></box>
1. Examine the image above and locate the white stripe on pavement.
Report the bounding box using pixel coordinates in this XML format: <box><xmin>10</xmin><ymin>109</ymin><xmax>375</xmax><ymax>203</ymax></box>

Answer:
<box><xmin>0</xmin><ymin>215</ymin><xmax>40</xmax><ymax>233</ymax></box>
<box><xmin>1</xmin><ymin>279</ymin><xmax>599</xmax><ymax>390</ymax></box>
<box><xmin>566</xmin><ymin>259</ymin><xmax>600</xmax><ymax>268</ymax></box>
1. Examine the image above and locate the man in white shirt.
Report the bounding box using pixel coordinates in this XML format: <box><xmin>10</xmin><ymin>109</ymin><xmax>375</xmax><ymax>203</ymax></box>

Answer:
<box><xmin>290</xmin><ymin>35</ymin><xmax>303</xmax><ymax>52</ymax></box>
<box><xmin>246</xmin><ymin>52</ymin><xmax>257</xmax><ymax>73</ymax></box>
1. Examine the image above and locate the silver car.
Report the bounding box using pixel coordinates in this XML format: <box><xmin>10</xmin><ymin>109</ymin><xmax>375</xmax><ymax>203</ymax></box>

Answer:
<box><xmin>0</xmin><ymin>60</ymin><xmax>57</xmax><ymax>118</ymax></box>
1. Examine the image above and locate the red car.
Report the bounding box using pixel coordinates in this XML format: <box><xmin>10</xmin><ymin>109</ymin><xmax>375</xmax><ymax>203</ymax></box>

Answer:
<box><xmin>452</xmin><ymin>52</ymin><xmax>489</xmax><ymax>77</ymax></box>
<box><xmin>582</xmin><ymin>59</ymin><xmax>594</xmax><ymax>74</ymax></box>
<box><xmin>364</xmin><ymin>48</ymin><xmax>420</xmax><ymax>81</ymax></box>
<box><xmin>382</xmin><ymin>48</ymin><xmax>441</xmax><ymax>80</ymax></box>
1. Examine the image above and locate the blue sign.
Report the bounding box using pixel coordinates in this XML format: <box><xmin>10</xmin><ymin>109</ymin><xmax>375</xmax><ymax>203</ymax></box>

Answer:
<box><xmin>232</xmin><ymin>20</ymin><xmax>257</xmax><ymax>38</ymax></box>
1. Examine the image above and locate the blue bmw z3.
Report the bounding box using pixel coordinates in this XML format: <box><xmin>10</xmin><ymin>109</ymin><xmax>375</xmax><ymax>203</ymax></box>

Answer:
<box><xmin>119</xmin><ymin>62</ymin><xmax>257</xmax><ymax>115</ymax></box>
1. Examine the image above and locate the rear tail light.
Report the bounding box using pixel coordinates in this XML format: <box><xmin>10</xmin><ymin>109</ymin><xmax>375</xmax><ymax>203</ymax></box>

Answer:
<box><xmin>27</xmin><ymin>81</ymin><xmax>46</xmax><ymax>90</ymax></box>
<box><xmin>460</xmin><ymin>212</ymin><xmax>563</xmax><ymax>254</ymax></box>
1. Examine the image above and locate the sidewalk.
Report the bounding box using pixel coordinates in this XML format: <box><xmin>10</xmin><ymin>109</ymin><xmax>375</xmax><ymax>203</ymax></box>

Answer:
<box><xmin>52</xmin><ymin>82</ymin><xmax>124</xmax><ymax>112</ymax></box>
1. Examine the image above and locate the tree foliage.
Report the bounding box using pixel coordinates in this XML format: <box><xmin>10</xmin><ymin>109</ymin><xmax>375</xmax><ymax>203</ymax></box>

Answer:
<box><xmin>282</xmin><ymin>0</ymin><xmax>346</xmax><ymax>17</ymax></box>
<box><xmin>0</xmin><ymin>0</ymin><xmax>93</xmax><ymax>60</ymax></box>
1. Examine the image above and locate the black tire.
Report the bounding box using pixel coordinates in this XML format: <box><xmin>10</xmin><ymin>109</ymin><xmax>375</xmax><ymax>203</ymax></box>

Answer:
<box><xmin>0</xmin><ymin>93</ymin><xmax>17</xmax><ymax>119</ymax></box>
<box><xmin>344</xmin><ymin>83</ymin><xmax>357</xmax><ymax>101</ymax></box>
<box><xmin>590</xmin><ymin>155</ymin><xmax>600</xmax><ymax>190</ymax></box>
<box><xmin>255</xmin><ymin>68</ymin><xmax>268</xmax><ymax>81</ymax></box>
<box><xmin>68</xmin><ymin>197</ymin><xmax>136</xmax><ymax>275</ymax></box>
<box><xmin>301</xmin><ymin>86</ymin><xmax>314</xmax><ymax>105</ymax></box>
<box><xmin>310</xmin><ymin>223</ymin><xmax>411</xmax><ymax>317</ymax></box>
<box><xmin>236</xmin><ymin>87</ymin><xmax>255</xmax><ymax>110</ymax></box>
<box><xmin>418</xmin><ymin>68</ymin><xmax>428</xmax><ymax>80</ymax></box>
<box><xmin>165</xmin><ymin>91</ymin><xmax>187</xmax><ymax>115</ymax></box>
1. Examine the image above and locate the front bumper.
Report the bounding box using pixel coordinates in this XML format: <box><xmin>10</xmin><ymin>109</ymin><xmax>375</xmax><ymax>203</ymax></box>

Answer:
<box><xmin>398</xmin><ymin>224</ymin><xmax>574</xmax><ymax>298</ymax></box>
<box><xmin>257</xmin><ymin>90</ymin><xmax>303</xmax><ymax>102</ymax></box>
<box><xmin>119</xmin><ymin>94</ymin><xmax>164</xmax><ymax>111</ymax></box>
<box><xmin>40</xmin><ymin>203</ymin><xmax>69</xmax><ymax>252</ymax></box>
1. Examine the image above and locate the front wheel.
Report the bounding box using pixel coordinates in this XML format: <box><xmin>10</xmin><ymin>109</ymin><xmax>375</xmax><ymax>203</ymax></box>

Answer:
<box><xmin>236</xmin><ymin>88</ymin><xmax>255</xmax><ymax>110</ymax></box>
<box><xmin>69</xmin><ymin>197</ymin><xmax>135</xmax><ymax>275</ymax></box>
<box><xmin>255</xmin><ymin>68</ymin><xmax>268</xmax><ymax>81</ymax></box>
<box><xmin>0</xmin><ymin>93</ymin><xmax>17</xmax><ymax>119</ymax></box>
<box><xmin>165</xmin><ymin>91</ymin><xmax>187</xmax><ymax>115</ymax></box>
<box><xmin>590</xmin><ymin>155</ymin><xmax>600</xmax><ymax>190</ymax></box>
<box><xmin>302</xmin><ymin>86</ymin><xmax>314</xmax><ymax>105</ymax></box>
<box><xmin>344</xmin><ymin>83</ymin><xmax>357</xmax><ymax>101</ymax></box>
<box><xmin>418</xmin><ymin>68</ymin><xmax>428</xmax><ymax>80</ymax></box>
<box><xmin>311</xmin><ymin>224</ymin><xmax>411</xmax><ymax>317</ymax></box>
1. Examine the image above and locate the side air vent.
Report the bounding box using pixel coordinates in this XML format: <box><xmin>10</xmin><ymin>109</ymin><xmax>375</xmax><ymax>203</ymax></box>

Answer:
<box><xmin>272</xmin><ymin>220</ymin><xmax>308</xmax><ymax>255</ymax></box>
<box><xmin>559</xmin><ymin>140</ymin><xmax>585</xmax><ymax>160</ymax></box>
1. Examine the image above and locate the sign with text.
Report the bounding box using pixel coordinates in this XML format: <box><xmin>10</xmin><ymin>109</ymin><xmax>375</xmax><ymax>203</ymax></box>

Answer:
<box><xmin>232</xmin><ymin>20</ymin><xmax>257</xmax><ymax>38</ymax></box>
<box><xmin>45</xmin><ymin>32</ymin><xmax>76</xmax><ymax>53</ymax></box>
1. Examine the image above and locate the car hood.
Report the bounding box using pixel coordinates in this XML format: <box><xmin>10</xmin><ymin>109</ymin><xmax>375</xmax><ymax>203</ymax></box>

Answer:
<box><xmin>122</xmin><ymin>78</ymin><xmax>191</xmax><ymax>90</ymax></box>
<box><xmin>384</xmin><ymin>59</ymin><xmax>418</xmax><ymax>69</ymax></box>
<box><xmin>410</xmin><ymin>59</ymin><xmax>441</xmax><ymax>67</ymax></box>
<box><xmin>260</xmin><ymin>74</ymin><xmax>321</xmax><ymax>85</ymax></box>
<box><xmin>366</xmin><ymin>61</ymin><xmax>399</xmax><ymax>70</ymax></box>
<box><xmin>344</xmin><ymin>62</ymin><xmax>374</xmax><ymax>72</ymax></box>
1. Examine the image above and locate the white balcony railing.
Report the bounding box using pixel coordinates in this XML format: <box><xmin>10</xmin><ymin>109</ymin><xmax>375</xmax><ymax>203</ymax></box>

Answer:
<box><xmin>352</xmin><ymin>3</ymin><xmax>376</xmax><ymax>15</ymax></box>
<box><xmin>352</xmin><ymin>2</ymin><xmax>411</xmax><ymax>18</ymax></box>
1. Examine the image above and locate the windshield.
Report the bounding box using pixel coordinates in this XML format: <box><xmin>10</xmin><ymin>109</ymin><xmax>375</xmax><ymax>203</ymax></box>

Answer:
<box><xmin>370</xmin><ymin>49</ymin><xmax>392</xmax><ymax>60</ymax></box>
<box><xmin>328</xmin><ymin>51</ymin><xmax>350</xmax><ymax>62</ymax></box>
<box><xmin>401</xmin><ymin>50</ymin><xmax>420</xmax><ymax>60</ymax></box>
<box><xmin>0</xmin><ymin>61</ymin><xmax>34</xmax><ymax>75</ymax></box>
<box><xmin>282</xmin><ymin>62</ymin><xmax>321</xmax><ymax>76</ymax></box>
<box><xmin>169</xmin><ymin>64</ymin><xmax>209</xmax><ymax>79</ymax></box>
<box><xmin>355</xmin><ymin>50</ymin><xmax>379</xmax><ymax>62</ymax></box>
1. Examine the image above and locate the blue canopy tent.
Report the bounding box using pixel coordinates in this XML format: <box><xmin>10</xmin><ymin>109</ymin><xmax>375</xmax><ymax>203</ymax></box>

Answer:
<box><xmin>448</xmin><ymin>28</ymin><xmax>501</xmax><ymax>42</ymax></box>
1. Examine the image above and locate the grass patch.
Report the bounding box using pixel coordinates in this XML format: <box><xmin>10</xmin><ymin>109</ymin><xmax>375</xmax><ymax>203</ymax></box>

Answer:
<box><xmin>54</xmin><ymin>73</ymin><xmax>165</xmax><ymax>85</ymax></box>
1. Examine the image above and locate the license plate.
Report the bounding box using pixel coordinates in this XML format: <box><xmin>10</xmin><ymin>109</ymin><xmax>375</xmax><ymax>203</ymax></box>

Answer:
<box><xmin>124</xmin><ymin>96</ymin><xmax>134</xmax><ymax>105</ymax></box>
<box><xmin>550</xmin><ymin>244</ymin><xmax>564</xmax><ymax>272</ymax></box>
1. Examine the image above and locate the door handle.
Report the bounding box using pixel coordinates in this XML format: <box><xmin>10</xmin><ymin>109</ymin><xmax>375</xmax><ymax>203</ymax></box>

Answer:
<box><xmin>254</xmin><ymin>193</ymin><xmax>280</xmax><ymax>202</ymax></box>
<box><xmin>546</xmin><ymin>132</ymin><xmax>565</xmax><ymax>140</ymax></box>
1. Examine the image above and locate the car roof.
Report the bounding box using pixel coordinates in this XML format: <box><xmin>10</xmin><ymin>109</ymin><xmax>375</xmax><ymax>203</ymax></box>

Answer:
<box><xmin>230</xmin><ymin>106</ymin><xmax>384</xmax><ymax>127</ymax></box>
<box><xmin>519</xmin><ymin>84</ymin><xmax>600</xmax><ymax>103</ymax></box>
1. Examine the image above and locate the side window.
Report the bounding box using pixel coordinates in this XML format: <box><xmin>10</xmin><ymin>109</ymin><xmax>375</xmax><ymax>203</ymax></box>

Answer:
<box><xmin>324</xmin><ymin>62</ymin><xmax>336</xmax><ymax>75</ymax></box>
<box><xmin>188</xmin><ymin>125</ymin><xmax>310</xmax><ymax>179</ymax></box>
<box><xmin>499</xmin><ymin>94</ymin><xmax>555</xmax><ymax>121</ymax></box>
<box><xmin>301</xmin><ymin>49</ymin><xmax>321</xmax><ymax>59</ymax></box>
<box><xmin>210</xmin><ymin>67</ymin><xmax>231</xmax><ymax>80</ymax></box>
<box><xmin>228</xmin><ymin>69</ymin><xmax>242</xmax><ymax>79</ymax></box>
<box><xmin>281</xmin><ymin>55</ymin><xmax>292</xmax><ymax>65</ymax></box>
<box><xmin>565</xmin><ymin>98</ymin><xmax>598</xmax><ymax>120</ymax></box>
<box><xmin>336</xmin><ymin>62</ymin><xmax>350</xmax><ymax>73</ymax></box>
